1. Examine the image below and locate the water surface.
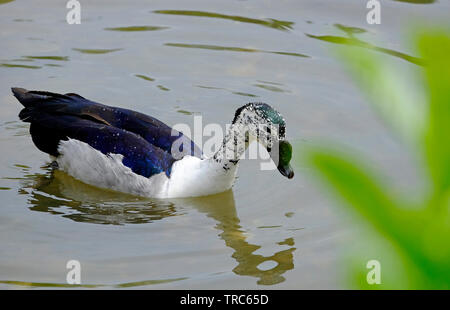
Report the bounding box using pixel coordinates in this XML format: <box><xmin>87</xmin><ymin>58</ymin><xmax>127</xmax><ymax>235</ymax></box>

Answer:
<box><xmin>0</xmin><ymin>0</ymin><xmax>448</xmax><ymax>289</ymax></box>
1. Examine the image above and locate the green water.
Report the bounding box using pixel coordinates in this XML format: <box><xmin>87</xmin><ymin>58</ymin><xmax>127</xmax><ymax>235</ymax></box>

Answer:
<box><xmin>0</xmin><ymin>0</ymin><xmax>447</xmax><ymax>289</ymax></box>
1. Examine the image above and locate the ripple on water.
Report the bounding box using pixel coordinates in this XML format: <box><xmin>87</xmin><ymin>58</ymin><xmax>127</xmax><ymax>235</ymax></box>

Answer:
<box><xmin>196</xmin><ymin>85</ymin><xmax>259</xmax><ymax>98</ymax></box>
<box><xmin>176</xmin><ymin>110</ymin><xmax>193</xmax><ymax>115</ymax></box>
<box><xmin>134</xmin><ymin>75</ymin><xmax>171</xmax><ymax>93</ymax></box>
<box><xmin>334</xmin><ymin>23</ymin><xmax>367</xmax><ymax>36</ymax></box>
<box><xmin>165</xmin><ymin>43</ymin><xmax>309</xmax><ymax>58</ymax></box>
<box><xmin>1</xmin><ymin>56</ymin><xmax>67</xmax><ymax>70</ymax></box>
<box><xmin>253</xmin><ymin>80</ymin><xmax>290</xmax><ymax>93</ymax></box>
<box><xmin>2</xmin><ymin>121</ymin><xmax>29</xmax><ymax>137</ymax></box>
<box><xmin>105</xmin><ymin>25</ymin><xmax>169</xmax><ymax>32</ymax></box>
<box><xmin>0</xmin><ymin>63</ymin><xmax>41</xmax><ymax>69</ymax></box>
<box><xmin>0</xmin><ymin>277</ymin><xmax>188</xmax><ymax>289</ymax></box>
<box><xmin>72</xmin><ymin>48</ymin><xmax>123</xmax><ymax>54</ymax></box>
<box><xmin>256</xmin><ymin>80</ymin><xmax>284</xmax><ymax>86</ymax></box>
<box><xmin>153</xmin><ymin>10</ymin><xmax>294</xmax><ymax>31</ymax></box>
<box><xmin>22</xmin><ymin>56</ymin><xmax>69</xmax><ymax>61</ymax></box>
<box><xmin>253</xmin><ymin>83</ymin><xmax>290</xmax><ymax>93</ymax></box>
<box><xmin>9</xmin><ymin>58</ymin><xmax>33</xmax><ymax>62</ymax></box>
<box><xmin>157</xmin><ymin>85</ymin><xmax>170</xmax><ymax>91</ymax></box>
<box><xmin>306</xmin><ymin>23</ymin><xmax>424</xmax><ymax>66</ymax></box>
<box><xmin>135</xmin><ymin>74</ymin><xmax>155</xmax><ymax>82</ymax></box>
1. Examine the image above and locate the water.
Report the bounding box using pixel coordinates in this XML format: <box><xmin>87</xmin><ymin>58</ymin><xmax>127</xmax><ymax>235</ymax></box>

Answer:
<box><xmin>0</xmin><ymin>0</ymin><xmax>448</xmax><ymax>289</ymax></box>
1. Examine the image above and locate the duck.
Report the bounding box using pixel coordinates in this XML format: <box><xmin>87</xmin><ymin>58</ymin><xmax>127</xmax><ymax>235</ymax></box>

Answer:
<box><xmin>12</xmin><ymin>87</ymin><xmax>294</xmax><ymax>198</ymax></box>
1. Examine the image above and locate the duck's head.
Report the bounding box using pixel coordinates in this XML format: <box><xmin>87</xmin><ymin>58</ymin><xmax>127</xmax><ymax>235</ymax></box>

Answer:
<box><xmin>232</xmin><ymin>102</ymin><xmax>294</xmax><ymax>179</ymax></box>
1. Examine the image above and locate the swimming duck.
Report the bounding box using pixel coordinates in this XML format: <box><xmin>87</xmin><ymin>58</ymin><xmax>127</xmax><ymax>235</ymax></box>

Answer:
<box><xmin>12</xmin><ymin>87</ymin><xmax>293</xmax><ymax>198</ymax></box>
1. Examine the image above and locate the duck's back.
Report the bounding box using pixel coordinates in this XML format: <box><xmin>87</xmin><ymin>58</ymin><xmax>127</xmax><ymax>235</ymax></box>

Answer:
<box><xmin>12</xmin><ymin>87</ymin><xmax>202</xmax><ymax>180</ymax></box>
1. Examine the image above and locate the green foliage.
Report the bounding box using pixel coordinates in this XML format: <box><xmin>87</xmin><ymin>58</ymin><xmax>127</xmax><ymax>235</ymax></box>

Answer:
<box><xmin>303</xmin><ymin>29</ymin><xmax>450</xmax><ymax>289</ymax></box>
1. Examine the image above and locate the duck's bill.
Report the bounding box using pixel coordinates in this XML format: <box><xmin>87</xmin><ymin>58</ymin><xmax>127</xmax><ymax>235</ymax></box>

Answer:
<box><xmin>278</xmin><ymin>163</ymin><xmax>294</xmax><ymax>179</ymax></box>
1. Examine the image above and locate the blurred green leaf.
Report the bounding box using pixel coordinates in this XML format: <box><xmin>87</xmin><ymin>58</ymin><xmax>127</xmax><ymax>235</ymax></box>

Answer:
<box><xmin>306</xmin><ymin>148</ymin><xmax>450</xmax><ymax>288</ymax></box>
<box><xmin>334</xmin><ymin>45</ymin><xmax>426</xmax><ymax>145</ymax></box>
<box><xmin>303</xmin><ymin>28</ymin><xmax>450</xmax><ymax>289</ymax></box>
<box><xmin>419</xmin><ymin>33</ymin><xmax>450</xmax><ymax>198</ymax></box>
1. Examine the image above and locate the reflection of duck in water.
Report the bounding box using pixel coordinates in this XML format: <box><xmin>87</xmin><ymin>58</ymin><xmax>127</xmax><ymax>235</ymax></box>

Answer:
<box><xmin>20</xmin><ymin>169</ymin><xmax>295</xmax><ymax>285</ymax></box>
<box><xmin>20</xmin><ymin>167</ymin><xmax>177</xmax><ymax>225</ymax></box>
<box><xmin>190</xmin><ymin>193</ymin><xmax>296</xmax><ymax>285</ymax></box>
<box><xmin>12</xmin><ymin>87</ymin><xmax>293</xmax><ymax>198</ymax></box>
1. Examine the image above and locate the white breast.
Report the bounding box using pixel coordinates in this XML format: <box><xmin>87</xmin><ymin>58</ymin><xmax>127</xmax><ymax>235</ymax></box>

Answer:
<box><xmin>56</xmin><ymin>139</ymin><xmax>237</xmax><ymax>198</ymax></box>
<box><xmin>167</xmin><ymin>155</ymin><xmax>238</xmax><ymax>198</ymax></box>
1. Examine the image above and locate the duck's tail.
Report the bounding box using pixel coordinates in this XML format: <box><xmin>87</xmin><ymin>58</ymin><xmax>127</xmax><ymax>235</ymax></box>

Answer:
<box><xmin>11</xmin><ymin>87</ymin><xmax>89</xmax><ymax>123</ymax></box>
<box><xmin>11</xmin><ymin>87</ymin><xmax>72</xmax><ymax>108</ymax></box>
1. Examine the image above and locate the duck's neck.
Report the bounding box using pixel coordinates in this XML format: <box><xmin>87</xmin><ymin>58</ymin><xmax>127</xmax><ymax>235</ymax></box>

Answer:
<box><xmin>211</xmin><ymin>120</ymin><xmax>251</xmax><ymax>171</ymax></box>
<box><xmin>167</xmin><ymin>121</ymin><xmax>251</xmax><ymax>198</ymax></box>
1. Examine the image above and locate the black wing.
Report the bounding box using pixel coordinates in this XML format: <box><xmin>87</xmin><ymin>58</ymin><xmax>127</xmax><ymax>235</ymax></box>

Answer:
<box><xmin>13</xmin><ymin>88</ymin><xmax>177</xmax><ymax>178</ymax></box>
<box><xmin>12</xmin><ymin>87</ymin><xmax>202</xmax><ymax>158</ymax></box>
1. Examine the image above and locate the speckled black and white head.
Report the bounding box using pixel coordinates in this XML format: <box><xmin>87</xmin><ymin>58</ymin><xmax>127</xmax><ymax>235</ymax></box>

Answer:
<box><xmin>231</xmin><ymin>102</ymin><xmax>294</xmax><ymax>179</ymax></box>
